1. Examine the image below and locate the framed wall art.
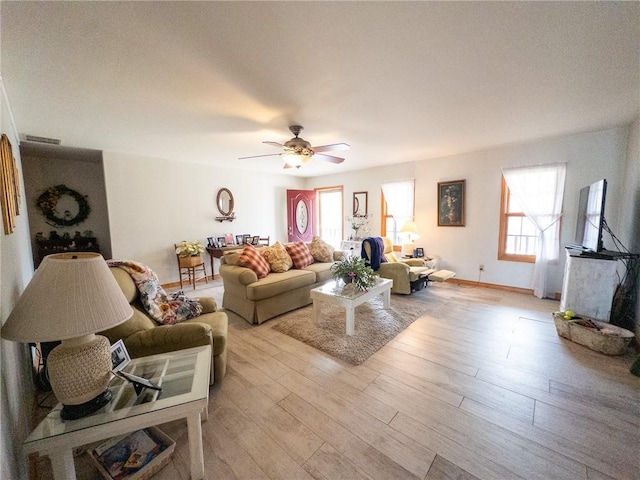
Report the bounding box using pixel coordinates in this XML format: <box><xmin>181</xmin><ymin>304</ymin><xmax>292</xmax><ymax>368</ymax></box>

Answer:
<box><xmin>437</xmin><ymin>180</ymin><xmax>465</xmax><ymax>227</ymax></box>
<box><xmin>353</xmin><ymin>191</ymin><xmax>368</xmax><ymax>217</ymax></box>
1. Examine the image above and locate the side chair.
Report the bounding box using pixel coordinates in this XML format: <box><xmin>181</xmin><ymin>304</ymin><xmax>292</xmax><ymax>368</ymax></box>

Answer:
<box><xmin>175</xmin><ymin>244</ymin><xmax>208</xmax><ymax>289</ymax></box>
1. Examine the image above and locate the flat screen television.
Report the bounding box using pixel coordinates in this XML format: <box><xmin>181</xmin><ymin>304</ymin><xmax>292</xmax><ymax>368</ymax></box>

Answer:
<box><xmin>574</xmin><ymin>178</ymin><xmax>607</xmax><ymax>252</ymax></box>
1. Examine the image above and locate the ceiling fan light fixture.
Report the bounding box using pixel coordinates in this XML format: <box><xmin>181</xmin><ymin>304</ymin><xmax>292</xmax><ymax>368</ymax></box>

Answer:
<box><xmin>281</xmin><ymin>152</ymin><xmax>312</xmax><ymax>168</ymax></box>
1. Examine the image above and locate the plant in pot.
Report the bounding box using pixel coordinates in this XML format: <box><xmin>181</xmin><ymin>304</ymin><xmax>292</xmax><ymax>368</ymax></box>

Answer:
<box><xmin>330</xmin><ymin>255</ymin><xmax>379</xmax><ymax>291</ymax></box>
<box><xmin>175</xmin><ymin>240</ymin><xmax>205</xmax><ymax>267</ymax></box>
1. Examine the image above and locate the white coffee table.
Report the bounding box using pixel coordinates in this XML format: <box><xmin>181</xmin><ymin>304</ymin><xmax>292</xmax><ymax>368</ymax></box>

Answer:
<box><xmin>23</xmin><ymin>345</ymin><xmax>211</xmax><ymax>480</ymax></box>
<box><xmin>311</xmin><ymin>278</ymin><xmax>393</xmax><ymax>335</ymax></box>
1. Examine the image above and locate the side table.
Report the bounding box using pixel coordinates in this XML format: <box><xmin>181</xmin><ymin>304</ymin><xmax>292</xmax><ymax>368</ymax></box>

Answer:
<box><xmin>23</xmin><ymin>345</ymin><xmax>211</xmax><ymax>480</ymax></box>
<box><xmin>340</xmin><ymin>240</ymin><xmax>362</xmax><ymax>257</ymax></box>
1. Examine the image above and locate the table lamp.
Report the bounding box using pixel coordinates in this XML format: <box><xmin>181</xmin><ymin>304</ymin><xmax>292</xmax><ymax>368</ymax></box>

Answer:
<box><xmin>400</xmin><ymin>220</ymin><xmax>420</xmax><ymax>256</ymax></box>
<box><xmin>1</xmin><ymin>253</ymin><xmax>133</xmax><ymax>420</ymax></box>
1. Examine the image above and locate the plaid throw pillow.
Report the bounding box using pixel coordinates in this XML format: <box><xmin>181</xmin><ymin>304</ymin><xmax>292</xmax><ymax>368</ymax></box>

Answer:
<box><xmin>238</xmin><ymin>244</ymin><xmax>270</xmax><ymax>278</ymax></box>
<box><xmin>285</xmin><ymin>241</ymin><xmax>314</xmax><ymax>269</ymax></box>
<box><xmin>309</xmin><ymin>236</ymin><xmax>335</xmax><ymax>263</ymax></box>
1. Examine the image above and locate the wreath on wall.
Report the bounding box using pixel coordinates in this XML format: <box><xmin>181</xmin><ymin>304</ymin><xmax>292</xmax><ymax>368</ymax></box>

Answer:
<box><xmin>36</xmin><ymin>184</ymin><xmax>91</xmax><ymax>227</ymax></box>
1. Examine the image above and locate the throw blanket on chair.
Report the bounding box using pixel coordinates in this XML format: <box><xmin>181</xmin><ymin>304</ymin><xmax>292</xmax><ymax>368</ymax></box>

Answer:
<box><xmin>108</xmin><ymin>260</ymin><xmax>202</xmax><ymax>325</ymax></box>
<box><xmin>361</xmin><ymin>237</ymin><xmax>386</xmax><ymax>271</ymax></box>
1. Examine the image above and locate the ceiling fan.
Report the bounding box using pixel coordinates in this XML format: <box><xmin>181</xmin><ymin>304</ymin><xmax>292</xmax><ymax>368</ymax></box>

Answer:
<box><xmin>239</xmin><ymin>125</ymin><xmax>350</xmax><ymax>169</ymax></box>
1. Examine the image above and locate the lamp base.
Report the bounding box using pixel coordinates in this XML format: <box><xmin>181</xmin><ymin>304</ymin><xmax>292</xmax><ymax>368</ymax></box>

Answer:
<box><xmin>61</xmin><ymin>388</ymin><xmax>112</xmax><ymax>421</ymax></box>
<box><xmin>403</xmin><ymin>242</ymin><xmax>416</xmax><ymax>257</ymax></box>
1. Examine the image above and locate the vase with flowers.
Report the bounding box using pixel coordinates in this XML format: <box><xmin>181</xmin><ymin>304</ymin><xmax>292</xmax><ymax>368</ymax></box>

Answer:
<box><xmin>175</xmin><ymin>240</ymin><xmax>205</xmax><ymax>267</ymax></box>
<box><xmin>330</xmin><ymin>255</ymin><xmax>379</xmax><ymax>291</ymax></box>
<box><xmin>175</xmin><ymin>240</ymin><xmax>205</xmax><ymax>257</ymax></box>
<box><xmin>345</xmin><ymin>214</ymin><xmax>372</xmax><ymax>240</ymax></box>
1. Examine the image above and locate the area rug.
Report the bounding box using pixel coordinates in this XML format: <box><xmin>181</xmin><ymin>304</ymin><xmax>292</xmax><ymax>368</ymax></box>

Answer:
<box><xmin>272</xmin><ymin>295</ymin><xmax>430</xmax><ymax>365</ymax></box>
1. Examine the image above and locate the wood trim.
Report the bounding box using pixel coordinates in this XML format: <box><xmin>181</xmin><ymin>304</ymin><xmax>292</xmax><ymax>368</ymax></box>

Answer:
<box><xmin>316</xmin><ymin>185</ymin><xmax>344</xmax><ymax>241</ymax></box>
<box><xmin>498</xmin><ymin>176</ymin><xmax>535</xmax><ymax>263</ymax></box>
<box><xmin>451</xmin><ymin>278</ymin><xmax>535</xmax><ymax>296</ymax></box>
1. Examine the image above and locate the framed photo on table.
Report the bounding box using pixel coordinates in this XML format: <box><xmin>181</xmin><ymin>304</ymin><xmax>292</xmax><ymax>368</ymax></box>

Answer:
<box><xmin>437</xmin><ymin>180</ymin><xmax>465</xmax><ymax>227</ymax></box>
<box><xmin>224</xmin><ymin>233</ymin><xmax>234</xmax><ymax>245</ymax></box>
<box><xmin>111</xmin><ymin>340</ymin><xmax>130</xmax><ymax>372</ymax></box>
<box><xmin>217</xmin><ymin>236</ymin><xmax>226</xmax><ymax>247</ymax></box>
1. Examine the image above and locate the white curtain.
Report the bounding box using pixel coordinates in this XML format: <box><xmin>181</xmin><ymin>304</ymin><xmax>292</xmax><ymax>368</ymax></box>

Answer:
<box><xmin>502</xmin><ymin>163</ymin><xmax>566</xmax><ymax>299</ymax></box>
<box><xmin>381</xmin><ymin>179</ymin><xmax>414</xmax><ymax>228</ymax></box>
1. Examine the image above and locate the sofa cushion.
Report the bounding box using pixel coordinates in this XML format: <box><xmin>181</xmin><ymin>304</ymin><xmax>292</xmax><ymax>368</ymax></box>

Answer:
<box><xmin>238</xmin><ymin>245</ymin><xmax>270</xmax><ymax>278</ymax></box>
<box><xmin>261</xmin><ymin>241</ymin><xmax>293</xmax><ymax>272</ymax></box>
<box><xmin>222</xmin><ymin>250</ymin><xmax>243</xmax><ymax>266</ymax></box>
<box><xmin>111</xmin><ymin>266</ymin><xmax>138</xmax><ymax>303</ymax></box>
<box><xmin>309</xmin><ymin>236</ymin><xmax>335</xmax><ymax>263</ymax></box>
<box><xmin>246</xmin><ymin>269</ymin><xmax>316</xmax><ymax>301</ymax></box>
<box><xmin>302</xmin><ymin>261</ymin><xmax>335</xmax><ymax>283</ymax></box>
<box><xmin>285</xmin><ymin>241</ymin><xmax>314</xmax><ymax>269</ymax></box>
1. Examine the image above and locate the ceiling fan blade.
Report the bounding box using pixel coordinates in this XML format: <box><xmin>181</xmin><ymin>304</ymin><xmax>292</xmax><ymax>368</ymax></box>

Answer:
<box><xmin>263</xmin><ymin>141</ymin><xmax>284</xmax><ymax>148</ymax></box>
<box><xmin>238</xmin><ymin>153</ymin><xmax>281</xmax><ymax>160</ymax></box>
<box><xmin>312</xmin><ymin>143</ymin><xmax>350</xmax><ymax>153</ymax></box>
<box><xmin>315</xmin><ymin>153</ymin><xmax>345</xmax><ymax>164</ymax></box>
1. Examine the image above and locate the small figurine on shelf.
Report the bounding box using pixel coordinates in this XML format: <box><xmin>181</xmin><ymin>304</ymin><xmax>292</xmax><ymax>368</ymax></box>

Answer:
<box><xmin>49</xmin><ymin>231</ymin><xmax>60</xmax><ymax>241</ymax></box>
<box><xmin>35</xmin><ymin>232</ymin><xmax>45</xmax><ymax>241</ymax></box>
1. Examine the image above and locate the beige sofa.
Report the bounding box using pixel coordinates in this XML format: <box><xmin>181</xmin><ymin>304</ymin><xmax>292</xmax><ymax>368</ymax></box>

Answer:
<box><xmin>100</xmin><ymin>266</ymin><xmax>228</xmax><ymax>385</ymax></box>
<box><xmin>219</xmin><ymin>248</ymin><xmax>342</xmax><ymax>324</ymax></box>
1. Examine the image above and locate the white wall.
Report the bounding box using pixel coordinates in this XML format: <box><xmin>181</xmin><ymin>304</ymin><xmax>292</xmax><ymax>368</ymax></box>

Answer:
<box><xmin>619</xmin><ymin>118</ymin><xmax>640</xmax><ymax>337</ymax></box>
<box><xmin>103</xmin><ymin>151</ymin><xmax>305</xmax><ymax>282</ymax></box>
<box><xmin>0</xmin><ymin>76</ymin><xmax>36</xmax><ymax>480</ymax></box>
<box><xmin>307</xmin><ymin>126</ymin><xmax>630</xmax><ymax>296</ymax></box>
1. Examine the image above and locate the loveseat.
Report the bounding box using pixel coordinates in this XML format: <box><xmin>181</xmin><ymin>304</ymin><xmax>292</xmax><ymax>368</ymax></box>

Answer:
<box><xmin>100</xmin><ymin>266</ymin><xmax>228</xmax><ymax>385</ymax></box>
<box><xmin>219</xmin><ymin>239</ymin><xmax>342</xmax><ymax>324</ymax></box>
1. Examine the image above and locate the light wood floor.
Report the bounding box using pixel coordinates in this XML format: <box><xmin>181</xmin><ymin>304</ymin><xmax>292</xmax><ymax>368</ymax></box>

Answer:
<box><xmin>35</xmin><ymin>281</ymin><xmax>639</xmax><ymax>479</ymax></box>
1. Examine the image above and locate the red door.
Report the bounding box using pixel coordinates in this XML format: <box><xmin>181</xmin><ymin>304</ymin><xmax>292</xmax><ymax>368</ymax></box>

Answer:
<box><xmin>287</xmin><ymin>189</ymin><xmax>316</xmax><ymax>242</ymax></box>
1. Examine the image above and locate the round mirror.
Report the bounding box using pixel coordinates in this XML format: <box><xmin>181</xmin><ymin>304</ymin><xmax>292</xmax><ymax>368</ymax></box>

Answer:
<box><xmin>216</xmin><ymin>188</ymin><xmax>234</xmax><ymax>216</ymax></box>
<box><xmin>295</xmin><ymin>199</ymin><xmax>309</xmax><ymax>233</ymax></box>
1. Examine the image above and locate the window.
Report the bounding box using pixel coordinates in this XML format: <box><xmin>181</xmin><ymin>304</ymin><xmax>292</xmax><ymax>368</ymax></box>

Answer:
<box><xmin>498</xmin><ymin>177</ymin><xmax>537</xmax><ymax>262</ymax></box>
<box><xmin>316</xmin><ymin>186</ymin><xmax>343</xmax><ymax>249</ymax></box>
<box><xmin>381</xmin><ymin>180</ymin><xmax>414</xmax><ymax>247</ymax></box>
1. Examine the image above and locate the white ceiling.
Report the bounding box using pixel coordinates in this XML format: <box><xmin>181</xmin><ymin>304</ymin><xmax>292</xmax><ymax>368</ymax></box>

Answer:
<box><xmin>2</xmin><ymin>1</ymin><xmax>639</xmax><ymax>177</ymax></box>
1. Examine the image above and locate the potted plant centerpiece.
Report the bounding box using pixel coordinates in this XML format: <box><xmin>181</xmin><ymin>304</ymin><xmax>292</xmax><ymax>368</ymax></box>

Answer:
<box><xmin>175</xmin><ymin>240</ymin><xmax>205</xmax><ymax>267</ymax></box>
<box><xmin>330</xmin><ymin>255</ymin><xmax>379</xmax><ymax>291</ymax></box>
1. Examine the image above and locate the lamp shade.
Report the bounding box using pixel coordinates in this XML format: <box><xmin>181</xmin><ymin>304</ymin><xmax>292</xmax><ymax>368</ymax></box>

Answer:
<box><xmin>400</xmin><ymin>220</ymin><xmax>420</xmax><ymax>239</ymax></box>
<box><xmin>2</xmin><ymin>252</ymin><xmax>133</xmax><ymax>342</ymax></box>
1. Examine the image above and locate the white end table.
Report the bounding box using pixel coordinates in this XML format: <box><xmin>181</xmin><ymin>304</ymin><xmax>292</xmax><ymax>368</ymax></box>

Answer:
<box><xmin>311</xmin><ymin>278</ymin><xmax>393</xmax><ymax>335</ymax></box>
<box><xmin>23</xmin><ymin>345</ymin><xmax>211</xmax><ymax>480</ymax></box>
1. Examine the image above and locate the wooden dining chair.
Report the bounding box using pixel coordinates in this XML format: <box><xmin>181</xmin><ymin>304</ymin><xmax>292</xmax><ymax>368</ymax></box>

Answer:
<box><xmin>174</xmin><ymin>245</ymin><xmax>208</xmax><ymax>289</ymax></box>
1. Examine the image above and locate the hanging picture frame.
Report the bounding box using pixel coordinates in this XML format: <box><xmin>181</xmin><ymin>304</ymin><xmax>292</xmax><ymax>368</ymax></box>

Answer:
<box><xmin>437</xmin><ymin>180</ymin><xmax>465</xmax><ymax>227</ymax></box>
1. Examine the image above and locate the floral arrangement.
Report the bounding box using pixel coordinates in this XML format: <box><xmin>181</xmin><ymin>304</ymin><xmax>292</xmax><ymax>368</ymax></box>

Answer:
<box><xmin>330</xmin><ymin>255</ymin><xmax>379</xmax><ymax>291</ymax></box>
<box><xmin>345</xmin><ymin>214</ymin><xmax>372</xmax><ymax>240</ymax></box>
<box><xmin>175</xmin><ymin>240</ymin><xmax>205</xmax><ymax>257</ymax></box>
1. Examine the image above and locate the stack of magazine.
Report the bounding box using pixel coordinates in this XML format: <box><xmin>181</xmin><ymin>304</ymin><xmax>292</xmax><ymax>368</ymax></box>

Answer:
<box><xmin>92</xmin><ymin>429</ymin><xmax>167</xmax><ymax>479</ymax></box>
